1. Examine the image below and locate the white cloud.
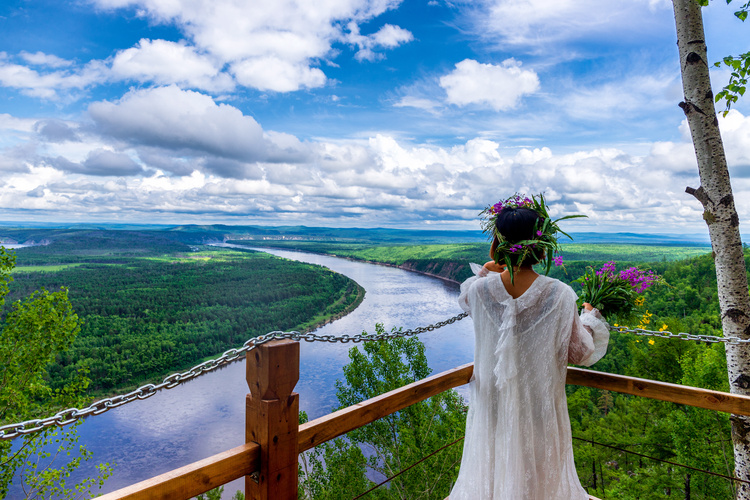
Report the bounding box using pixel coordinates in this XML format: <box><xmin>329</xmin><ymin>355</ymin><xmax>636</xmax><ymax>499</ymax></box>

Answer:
<box><xmin>6</xmin><ymin>104</ymin><xmax>750</xmax><ymax>229</ymax></box>
<box><xmin>439</xmin><ymin>59</ymin><xmax>540</xmax><ymax>111</ymax></box>
<box><xmin>0</xmin><ymin>55</ymin><xmax>106</xmax><ymax>99</ymax></box>
<box><xmin>393</xmin><ymin>96</ymin><xmax>441</xmax><ymax>113</ymax></box>
<box><xmin>111</xmin><ymin>39</ymin><xmax>233</xmax><ymax>91</ymax></box>
<box><xmin>345</xmin><ymin>22</ymin><xmax>413</xmax><ymax>61</ymax></box>
<box><xmin>20</xmin><ymin>51</ymin><xmax>73</xmax><ymax>68</ymax></box>
<box><xmin>88</xmin><ymin>85</ymin><xmax>266</xmax><ymax>162</ymax></box>
<box><xmin>90</xmin><ymin>0</ymin><xmax>406</xmax><ymax>92</ymax></box>
<box><xmin>231</xmin><ymin>57</ymin><xmax>326</xmax><ymax>92</ymax></box>
<box><xmin>562</xmin><ymin>72</ymin><xmax>682</xmax><ymax>121</ymax></box>
<box><xmin>719</xmin><ymin>111</ymin><xmax>750</xmax><ymax>175</ymax></box>
<box><xmin>462</xmin><ymin>0</ymin><xmax>671</xmax><ymax>51</ymax></box>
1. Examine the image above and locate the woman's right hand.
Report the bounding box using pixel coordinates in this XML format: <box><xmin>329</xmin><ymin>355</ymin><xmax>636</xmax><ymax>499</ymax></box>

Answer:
<box><xmin>583</xmin><ymin>302</ymin><xmax>594</xmax><ymax>312</ymax></box>
<box><xmin>483</xmin><ymin>261</ymin><xmax>505</xmax><ymax>273</ymax></box>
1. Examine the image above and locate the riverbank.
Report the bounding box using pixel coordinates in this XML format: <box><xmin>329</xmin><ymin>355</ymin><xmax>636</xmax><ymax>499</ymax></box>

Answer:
<box><xmin>225</xmin><ymin>241</ymin><xmax>469</xmax><ymax>283</ymax></box>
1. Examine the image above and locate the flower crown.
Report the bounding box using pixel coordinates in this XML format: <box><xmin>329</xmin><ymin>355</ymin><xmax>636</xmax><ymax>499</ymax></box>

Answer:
<box><xmin>480</xmin><ymin>193</ymin><xmax>586</xmax><ymax>282</ymax></box>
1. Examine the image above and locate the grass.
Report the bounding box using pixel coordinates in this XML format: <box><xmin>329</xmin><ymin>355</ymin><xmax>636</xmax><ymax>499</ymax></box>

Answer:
<box><xmin>12</xmin><ymin>263</ymin><xmax>85</xmax><ymax>273</ymax></box>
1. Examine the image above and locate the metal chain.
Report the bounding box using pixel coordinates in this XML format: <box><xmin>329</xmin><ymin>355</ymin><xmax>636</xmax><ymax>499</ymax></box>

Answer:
<box><xmin>4</xmin><ymin>313</ymin><xmax>748</xmax><ymax>441</ymax></box>
<box><xmin>613</xmin><ymin>325</ymin><xmax>750</xmax><ymax>345</ymax></box>
<box><xmin>0</xmin><ymin>312</ymin><xmax>469</xmax><ymax>441</ymax></box>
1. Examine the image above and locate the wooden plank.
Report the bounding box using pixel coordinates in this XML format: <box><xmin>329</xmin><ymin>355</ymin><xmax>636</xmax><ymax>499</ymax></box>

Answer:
<box><xmin>246</xmin><ymin>340</ymin><xmax>300</xmax><ymax>500</ymax></box>
<box><xmin>298</xmin><ymin>363</ymin><xmax>474</xmax><ymax>452</ymax></box>
<box><xmin>96</xmin><ymin>442</ymin><xmax>259</xmax><ymax>500</ymax></box>
<box><xmin>567</xmin><ymin>367</ymin><xmax>750</xmax><ymax>416</ymax></box>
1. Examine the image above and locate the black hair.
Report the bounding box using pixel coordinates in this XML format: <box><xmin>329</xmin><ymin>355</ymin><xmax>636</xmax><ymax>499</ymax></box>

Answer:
<box><xmin>493</xmin><ymin>207</ymin><xmax>544</xmax><ymax>267</ymax></box>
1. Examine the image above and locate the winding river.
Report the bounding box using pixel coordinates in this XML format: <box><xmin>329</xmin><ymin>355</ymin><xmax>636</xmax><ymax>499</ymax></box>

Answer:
<box><xmin>10</xmin><ymin>247</ymin><xmax>477</xmax><ymax>498</ymax></box>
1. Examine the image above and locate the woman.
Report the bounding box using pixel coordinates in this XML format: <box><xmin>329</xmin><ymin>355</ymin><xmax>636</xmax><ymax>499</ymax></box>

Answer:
<box><xmin>449</xmin><ymin>194</ymin><xmax>609</xmax><ymax>500</ymax></box>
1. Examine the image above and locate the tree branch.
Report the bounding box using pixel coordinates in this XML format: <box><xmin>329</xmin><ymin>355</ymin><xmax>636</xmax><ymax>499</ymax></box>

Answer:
<box><xmin>686</xmin><ymin>186</ymin><xmax>711</xmax><ymax>207</ymax></box>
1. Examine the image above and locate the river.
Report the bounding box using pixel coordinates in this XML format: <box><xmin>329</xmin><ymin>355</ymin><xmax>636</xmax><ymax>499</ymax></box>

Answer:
<box><xmin>9</xmin><ymin>247</ymin><xmax>477</xmax><ymax>498</ymax></box>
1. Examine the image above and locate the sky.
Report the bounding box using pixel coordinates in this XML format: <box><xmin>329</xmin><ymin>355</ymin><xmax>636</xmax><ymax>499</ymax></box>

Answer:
<box><xmin>0</xmin><ymin>0</ymin><xmax>749</xmax><ymax>233</ymax></box>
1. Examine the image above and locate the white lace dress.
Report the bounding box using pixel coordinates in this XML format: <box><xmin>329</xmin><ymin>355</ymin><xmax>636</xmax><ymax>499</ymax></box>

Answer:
<box><xmin>450</xmin><ymin>264</ymin><xmax>610</xmax><ymax>500</ymax></box>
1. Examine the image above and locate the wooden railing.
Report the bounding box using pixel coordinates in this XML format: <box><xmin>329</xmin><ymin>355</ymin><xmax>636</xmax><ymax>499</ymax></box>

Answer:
<box><xmin>99</xmin><ymin>339</ymin><xmax>750</xmax><ymax>500</ymax></box>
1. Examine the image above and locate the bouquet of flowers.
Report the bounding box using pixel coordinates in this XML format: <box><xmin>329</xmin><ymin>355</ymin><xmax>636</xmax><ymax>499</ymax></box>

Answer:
<box><xmin>575</xmin><ymin>261</ymin><xmax>664</xmax><ymax>323</ymax></box>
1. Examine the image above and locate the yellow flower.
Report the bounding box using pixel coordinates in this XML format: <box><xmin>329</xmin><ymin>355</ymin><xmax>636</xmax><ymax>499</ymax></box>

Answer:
<box><xmin>635</xmin><ymin>296</ymin><xmax>645</xmax><ymax>306</ymax></box>
<box><xmin>658</xmin><ymin>323</ymin><xmax>668</xmax><ymax>332</ymax></box>
<box><xmin>614</xmin><ymin>323</ymin><xmax>619</xmax><ymax>327</ymax></box>
<box><xmin>648</xmin><ymin>339</ymin><xmax>655</xmax><ymax>345</ymax></box>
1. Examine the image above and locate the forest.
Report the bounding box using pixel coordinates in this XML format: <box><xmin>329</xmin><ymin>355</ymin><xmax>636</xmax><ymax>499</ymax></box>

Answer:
<box><xmin>4</xmin><ymin>234</ymin><xmax>364</xmax><ymax>395</ymax></box>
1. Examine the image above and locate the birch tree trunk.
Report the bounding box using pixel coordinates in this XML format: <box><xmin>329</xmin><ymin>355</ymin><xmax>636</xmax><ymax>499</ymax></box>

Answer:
<box><xmin>672</xmin><ymin>1</ymin><xmax>750</xmax><ymax>497</ymax></box>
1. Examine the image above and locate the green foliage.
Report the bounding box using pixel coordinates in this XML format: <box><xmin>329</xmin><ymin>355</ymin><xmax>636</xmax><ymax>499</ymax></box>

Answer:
<box><xmin>8</xmin><ymin>249</ymin><xmax>363</xmax><ymax>394</ymax></box>
<box><xmin>0</xmin><ymin>246</ymin><xmax>112</xmax><ymax>499</ymax></box>
<box><xmin>194</xmin><ymin>485</ymin><xmax>223</xmax><ymax>500</ymax></box>
<box><xmin>705</xmin><ymin>0</ymin><xmax>750</xmax><ymax>113</ymax></box>
<box><xmin>714</xmin><ymin>51</ymin><xmax>750</xmax><ymax>115</ymax></box>
<box><xmin>565</xmin><ymin>249</ymin><xmax>750</xmax><ymax>499</ymax></box>
<box><xmin>299</xmin><ymin>328</ymin><xmax>466</xmax><ymax>499</ymax></box>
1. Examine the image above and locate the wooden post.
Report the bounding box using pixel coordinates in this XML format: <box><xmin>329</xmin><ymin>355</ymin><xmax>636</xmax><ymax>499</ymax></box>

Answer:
<box><xmin>246</xmin><ymin>339</ymin><xmax>300</xmax><ymax>500</ymax></box>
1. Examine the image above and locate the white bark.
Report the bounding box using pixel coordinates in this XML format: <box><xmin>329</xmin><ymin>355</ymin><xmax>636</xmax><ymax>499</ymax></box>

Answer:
<box><xmin>672</xmin><ymin>1</ymin><xmax>750</xmax><ymax>497</ymax></box>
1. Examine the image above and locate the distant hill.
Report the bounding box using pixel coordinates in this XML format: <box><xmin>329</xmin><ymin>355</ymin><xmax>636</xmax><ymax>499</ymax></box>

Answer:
<box><xmin>0</xmin><ymin>223</ymin><xmax>726</xmax><ymax>248</ymax></box>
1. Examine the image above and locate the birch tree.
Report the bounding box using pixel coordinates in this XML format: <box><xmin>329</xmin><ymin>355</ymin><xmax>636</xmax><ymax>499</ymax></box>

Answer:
<box><xmin>672</xmin><ymin>1</ymin><xmax>750</xmax><ymax>497</ymax></box>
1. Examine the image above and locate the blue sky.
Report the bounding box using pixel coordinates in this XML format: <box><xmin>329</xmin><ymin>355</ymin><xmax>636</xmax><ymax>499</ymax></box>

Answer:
<box><xmin>0</xmin><ymin>0</ymin><xmax>748</xmax><ymax>233</ymax></box>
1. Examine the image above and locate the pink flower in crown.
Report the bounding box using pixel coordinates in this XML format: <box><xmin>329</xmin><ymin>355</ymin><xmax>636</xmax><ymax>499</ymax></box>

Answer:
<box><xmin>536</xmin><ymin>230</ymin><xmax>543</xmax><ymax>237</ymax></box>
<box><xmin>553</xmin><ymin>255</ymin><xmax>564</xmax><ymax>266</ymax></box>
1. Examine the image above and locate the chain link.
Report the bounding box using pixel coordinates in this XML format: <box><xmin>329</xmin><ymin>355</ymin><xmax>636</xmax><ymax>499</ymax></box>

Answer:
<box><xmin>0</xmin><ymin>312</ymin><xmax>469</xmax><ymax>441</ymax></box>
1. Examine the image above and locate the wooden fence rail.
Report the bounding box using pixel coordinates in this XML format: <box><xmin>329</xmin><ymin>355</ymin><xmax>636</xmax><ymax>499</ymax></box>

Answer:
<box><xmin>99</xmin><ymin>340</ymin><xmax>750</xmax><ymax>499</ymax></box>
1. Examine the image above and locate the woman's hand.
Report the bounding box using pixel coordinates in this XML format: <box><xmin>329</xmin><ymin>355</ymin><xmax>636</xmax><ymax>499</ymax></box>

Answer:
<box><xmin>583</xmin><ymin>302</ymin><xmax>594</xmax><ymax>312</ymax></box>
<box><xmin>483</xmin><ymin>261</ymin><xmax>506</xmax><ymax>273</ymax></box>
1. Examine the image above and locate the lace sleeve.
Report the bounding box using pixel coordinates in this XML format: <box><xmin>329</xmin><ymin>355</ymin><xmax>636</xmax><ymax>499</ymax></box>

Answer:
<box><xmin>568</xmin><ymin>307</ymin><xmax>610</xmax><ymax>366</ymax></box>
<box><xmin>457</xmin><ymin>263</ymin><xmax>490</xmax><ymax>313</ymax></box>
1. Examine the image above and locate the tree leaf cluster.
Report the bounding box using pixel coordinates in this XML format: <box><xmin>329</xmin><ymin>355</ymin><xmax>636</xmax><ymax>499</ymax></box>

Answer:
<box><xmin>1</xmin><ymin>246</ymin><xmax>112</xmax><ymax>499</ymax></box>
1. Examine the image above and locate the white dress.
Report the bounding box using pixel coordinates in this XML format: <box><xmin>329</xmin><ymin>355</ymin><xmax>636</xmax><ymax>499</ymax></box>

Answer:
<box><xmin>450</xmin><ymin>264</ymin><xmax>610</xmax><ymax>500</ymax></box>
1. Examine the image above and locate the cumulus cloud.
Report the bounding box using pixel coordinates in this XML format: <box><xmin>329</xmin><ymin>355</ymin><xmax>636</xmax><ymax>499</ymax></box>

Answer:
<box><xmin>345</xmin><ymin>22</ymin><xmax>413</xmax><ymax>61</ymax></box>
<box><xmin>111</xmin><ymin>39</ymin><xmax>233</xmax><ymax>91</ymax></box>
<box><xmin>89</xmin><ymin>0</ymin><xmax>406</xmax><ymax>92</ymax></box>
<box><xmin>88</xmin><ymin>85</ymin><xmax>266</xmax><ymax>162</ymax></box>
<box><xmin>231</xmin><ymin>57</ymin><xmax>326</xmax><ymax>92</ymax></box>
<box><xmin>34</xmin><ymin>119</ymin><xmax>80</xmax><ymax>143</ymax></box>
<box><xmin>439</xmin><ymin>59</ymin><xmax>540</xmax><ymax>111</ymax></box>
<box><xmin>20</xmin><ymin>51</ymin><xmax>73</xmax><ymax>68</ymax></box>
<box><xmin>718</xmin><ymin>111</ymin><xmax>750</xmax><ymax>177</ymax></box>
<box><xmin>6</xmin><ymin>101</ymin><xmax>750</xmax><ymax>230</ymax></box>
<box><xmin>49</xmin><ymin>149</ymin><xmax>145</xmax><ymax>176</ymax></box>
<box><xmin>0</xmin><ymin>53</ymin><xmax>106</xmax><ymax>99</ymax></box>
